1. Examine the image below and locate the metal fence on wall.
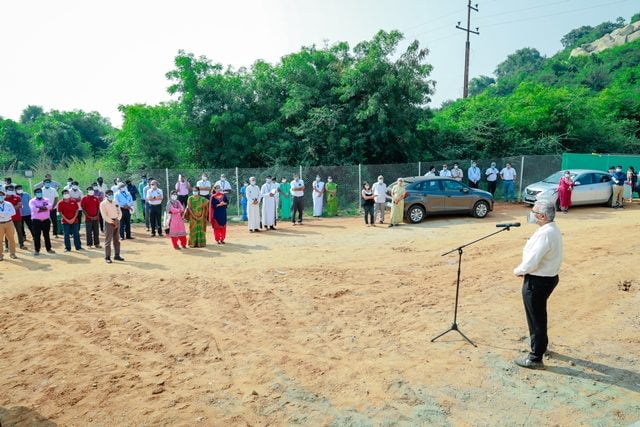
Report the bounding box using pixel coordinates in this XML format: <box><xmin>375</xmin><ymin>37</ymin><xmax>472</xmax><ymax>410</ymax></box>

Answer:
<box><xmin>2</xmin><ymin>155</ymin><xmax>562</xmax><ymax>217</ymax></box>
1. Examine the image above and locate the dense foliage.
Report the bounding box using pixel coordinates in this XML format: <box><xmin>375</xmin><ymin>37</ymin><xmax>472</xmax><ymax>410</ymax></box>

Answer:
<box><xmin>1</xmin><ymin>14</ymin><xmax>638</xmax><ymax>171</ymax></box>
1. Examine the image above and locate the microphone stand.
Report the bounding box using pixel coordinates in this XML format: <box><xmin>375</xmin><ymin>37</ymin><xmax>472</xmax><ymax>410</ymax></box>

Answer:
<box><xmin>431</xmin><ymin>225</ymin><xmax>515</xmax><ymax>347</ymax></box>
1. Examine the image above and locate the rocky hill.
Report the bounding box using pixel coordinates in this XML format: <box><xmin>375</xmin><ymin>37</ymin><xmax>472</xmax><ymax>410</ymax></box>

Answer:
<box><xmin>571</xmin><ymin>20</ymin><xmax>640</xmax><ymax>56</ymax></box>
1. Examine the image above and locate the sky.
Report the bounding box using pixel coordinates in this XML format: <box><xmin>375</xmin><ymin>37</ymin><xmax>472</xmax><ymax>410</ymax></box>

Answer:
<box><xmin>1</xmin><ymin>0</ymin><xmax>638</xmax><ymax>128</ymax></box>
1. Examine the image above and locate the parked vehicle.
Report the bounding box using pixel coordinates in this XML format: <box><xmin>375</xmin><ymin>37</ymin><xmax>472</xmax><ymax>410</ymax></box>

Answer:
<box><xmin>522</xmin><ymin>169</ymin><xmax>613</xmax><ymax>207</ymax></box>
<box><xmin>388</xmin><ymin>176</ymin><xmax>494</xmax><ymax>224</ymax></box>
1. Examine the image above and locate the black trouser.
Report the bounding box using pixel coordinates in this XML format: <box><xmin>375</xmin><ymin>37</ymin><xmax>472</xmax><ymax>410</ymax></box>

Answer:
<box><xmin>119</xmin><ymin>208</ymin><xmax>132</xmax><ymax>239</ymax></box>
<box><xmin>32</xmin><ymin>219</ymin><xmax>52</xmax><ymax>253</ymax></box>
<box><xmin>49</xmin><ymin>208</ymin><xmax>59</xmax><ymax>236</ymax></box>
<box><xmin>469</xmin><ymin>181</ymin><xmax>479</xmax><ymax>189</ymax></box>
<box><xmin>149</xmin><ymin>204</ymin><xmax>163</xmax><ymax>235</ymax></box>
<box><xmin>99</xmin><ymin>211</ymin><xmax>104</xmax><ymax>232</ymax></box>
<box><xmin>85</xmin><ymin>218</ymin><xmax>100</xmax><ymax>246</ymax></box>
<box><xmin>522</xmin><ymin>274</ymin><xmax>559</xmax><ymax>362</ymax></box>
<box><xmin>178</xmin><ymin>195</ymin><xmax>188</xmax><ymax>208</ymax></box>
<box><xmin>22</xmin><ymin>215</ymin><xmax>33</xmax><ymax>240</ymax></box>
<box><xmin>292</xmin><ymin>196</ymin><xmax>304</xmax><ymax>223</ymax></box>
<box><xmin>363</xmin><ymin>204</ymin><xmax>374</xmax><ymax>224</ymax></box>
<box><xmin>12</xmin><ymin>220</ymin><xmax>25</xmax><ymax>247</ymax></box>
<box><xmin>488</xmin><ymin>181</ymin><xmax>497</xmax><ymax>196</ymax></box>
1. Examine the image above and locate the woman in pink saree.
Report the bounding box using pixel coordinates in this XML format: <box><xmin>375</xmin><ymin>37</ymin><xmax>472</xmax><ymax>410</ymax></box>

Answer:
<box><xmin>557</xmin><ymin>171</ymin><xmax>574</xmax><ymax>213</ymax></box>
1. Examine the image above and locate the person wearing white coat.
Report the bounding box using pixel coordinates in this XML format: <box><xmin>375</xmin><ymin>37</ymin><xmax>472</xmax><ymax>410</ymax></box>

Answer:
<box><xmin>312</xmin><ymin>176</ymin><xmax>325</xmax><ymax>217</ymax></box>
<box><xmin>261</xmin><ymin>176</ymin><xmax>277</xmax><ymax>230</ymax></box>
<box><xmin>246</xmin><ymin>177</ymin><xmax>261</xmax><ymax>232</ymax></box>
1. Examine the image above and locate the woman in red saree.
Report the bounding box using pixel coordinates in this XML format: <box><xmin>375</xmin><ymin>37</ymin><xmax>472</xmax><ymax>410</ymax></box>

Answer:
<box><xmin>557</xmin><ymin>171</ymin><xmax>574</xmax><ymax>213</ymax></box>
<box><xmin>209</xmin><ymin>185</ymin><xmax>229</xmax><ymax>244</ymax></box>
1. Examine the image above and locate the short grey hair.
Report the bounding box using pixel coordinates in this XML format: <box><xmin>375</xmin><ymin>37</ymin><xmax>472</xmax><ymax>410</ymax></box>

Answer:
<box><xmin>535</xmin><ymin>200</ymin><xmax>555</xmax><ymax>222</ymax></box>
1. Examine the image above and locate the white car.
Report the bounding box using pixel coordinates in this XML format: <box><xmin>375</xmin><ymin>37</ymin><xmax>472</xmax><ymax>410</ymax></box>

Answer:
<box><xmin>522</xmin><ymin>169</ymin><xmax>613</xmax><ymax>207</ymax></box>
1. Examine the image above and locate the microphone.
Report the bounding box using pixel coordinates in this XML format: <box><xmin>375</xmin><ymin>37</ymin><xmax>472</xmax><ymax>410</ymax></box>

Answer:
<box><xmin>496</xmin><ymin>222</ymin><xmax>521</xmax><ymax>228</ymax></box>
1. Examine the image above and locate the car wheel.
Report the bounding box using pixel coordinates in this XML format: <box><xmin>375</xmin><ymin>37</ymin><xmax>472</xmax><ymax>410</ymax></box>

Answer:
<box><xmin>472</xmin><ymin>200</ymin><xmax>490</xmax><ymax>218</ymax></box>
<box><xmin>407</xmin><ymin>205</ymin><xmax>426</xmax><ymax>224</ymax></box>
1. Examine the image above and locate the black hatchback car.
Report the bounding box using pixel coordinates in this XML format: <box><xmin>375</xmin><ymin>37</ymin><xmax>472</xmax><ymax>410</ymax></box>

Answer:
<box><xmin>389</xmin><ymin>176</ymin><xmax>494</xmax><ymax>223</ymax></box>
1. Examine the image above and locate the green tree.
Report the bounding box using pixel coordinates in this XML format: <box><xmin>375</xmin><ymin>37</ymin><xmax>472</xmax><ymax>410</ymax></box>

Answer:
<box><xmin>0</xmin><ymin>119</ymin><xmax>36</xmax><ymax>168</ymax></box>
<box><xmin>495</xmin><ymin>48</ymin><xmax>545</xmax><ymax>79</ymax></box>
<box><xmin>468</xmin><ymin>75</ymin><xmax>495</xmax><ymax>96</ymax></box>
<box><xmin>32</xmin><ymin>117</ymin><xmax>89</xmax><ymax>163</ymax></box>
<box><xmin>50</xmin><ymin>110</ymin><xmax>114</xmax><ymax>153</ymax></box>
<box><xmin>20</xmin><ymin>105</ymin><xmax>45</xmax><ymax>125</ymax></box>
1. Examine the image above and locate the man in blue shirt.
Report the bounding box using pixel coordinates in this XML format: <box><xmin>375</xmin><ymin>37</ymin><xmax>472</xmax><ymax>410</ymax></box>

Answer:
<box><xmin>468</xmin><ymin>161</ymin><xmax>481</xmax><ymax>189</ymax></box>
<box><xmin>611</xmin><ymin>165</ymin><xmax>626</xmax><ymax>208</ymax></box>
<box><xmin>16</xmin><ymin>185</ymin><xmax>34</xmax><ymax>242</ymax></box>
<box><xmin>115</xmin><ymin>183</ymin><xmax>134</xmax><ymax>239</ymax></box>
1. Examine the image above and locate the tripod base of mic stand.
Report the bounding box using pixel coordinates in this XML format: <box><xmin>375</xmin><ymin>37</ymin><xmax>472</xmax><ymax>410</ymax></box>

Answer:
<box><xmin>431</xmin><ymin>323</ymin><xmax>477</xmax><ymax>347</ymax></box>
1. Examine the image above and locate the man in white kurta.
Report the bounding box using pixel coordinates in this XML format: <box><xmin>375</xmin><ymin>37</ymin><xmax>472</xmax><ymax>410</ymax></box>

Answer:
<box><xmin>312</xmin><ymin>176</ymin><xmax>324</xmax><ymax>217</ymax></box>
<box><xmin>261</xmin><ymin>177</ymin><xmax>277</xmax><ymax>230</ymax></box>
<box><xmin>246</xmin><ymin>177</ymin><xmax>261</xmax><ymax>232</ymax></box>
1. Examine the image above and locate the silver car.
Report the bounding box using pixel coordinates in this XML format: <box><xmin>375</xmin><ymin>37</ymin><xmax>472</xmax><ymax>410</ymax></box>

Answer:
<box><xmin>522</xmin><ymin>169</ymin><xmax>613</xmax><ymax>207</ymax></box>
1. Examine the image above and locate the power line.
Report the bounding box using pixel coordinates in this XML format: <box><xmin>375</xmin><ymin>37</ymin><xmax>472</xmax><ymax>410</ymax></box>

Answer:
<box><xmin>481</xmin><ymin>0</ymin><xmax>633</xmax><ymax>29</ymax></box>
<box><xmin>474</xmin><ymin>0</ymin><xmax>573</xmax><ymax>22</ymax></box>
<box><xmin>456</xmin><ymin>0</ymin><xmax>480</xmax><ymax>98</ymax></box>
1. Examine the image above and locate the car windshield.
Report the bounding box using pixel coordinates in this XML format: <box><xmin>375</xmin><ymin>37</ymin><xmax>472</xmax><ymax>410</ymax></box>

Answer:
<box><xmin>543</xmin><ymin>171</ymin><xmax>577</xmax><ymax>183</ymax></box>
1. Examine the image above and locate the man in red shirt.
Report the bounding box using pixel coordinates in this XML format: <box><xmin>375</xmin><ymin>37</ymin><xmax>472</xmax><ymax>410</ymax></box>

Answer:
<box><xmin>81</xmin><ymin>186</ymin><xmax>101</xmax><ymax>249</ymax></box>
<box><xmin>57</xmin><ymin>189</ymin><xmax>82</xmax><ymax>252</ymax></box>
<box><xmin>4</xmin><ymin>185</ymin><xmax>26</xmax><ymax>250</ymax></box>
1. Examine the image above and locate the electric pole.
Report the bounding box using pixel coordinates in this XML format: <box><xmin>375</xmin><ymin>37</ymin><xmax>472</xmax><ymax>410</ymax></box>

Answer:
<box><xmin>456</xmin><ymin>1</ymin><xmax>479</xmax><ymax>98</ymax></box>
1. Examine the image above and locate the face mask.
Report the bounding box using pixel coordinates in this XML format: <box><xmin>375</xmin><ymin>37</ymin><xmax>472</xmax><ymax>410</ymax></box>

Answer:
<box><xmin>328</xmin><ymin>179</ymin><xmax>333</xmax><ymax>182</ymax></box>
<box><xmin>17</xmin><ymin>190</ymin><xmax>23</xmax><ymax>194</ymax></box>
<box><xmin>453</xmin><ymin>166</ymin><xmax>459</xmax><ymax>169</ymax></box>
<box><xmin>250</xmin><ymin>180</ymin><xmax>256</xmax><ymax>185</ymax></box>
<box><xmin>171</xmin><ymin>195</ymin><xmax>178</xmax><ymax>201</ymax></box>
<box><xmin>35</xmin><ymin>193</ymin><xmax>43</xmax><ymax>199</ymax></box>
<box><xmin>316</xmin><ymin>177</ymin><xmax>321</xmax><ymax>181</ymax></box>
<box><xmin>107</xmin><ymin>195</ymin><xmax>114</xmax><ymax>201</ymax></box>
<box><xmin>266</xmin><ymin>179</ymin><xmax>272</xmax><ymax>184</ymax></box>
<box><xmin>151</xmin><ymin>185</ymin><xmax>157</xmax><ymax>189</ymax></box>
<box><xmin>472</xmin><ymin>163</ymin><xmax>477</xmax><ymax>167</ymax></box>
<box><xmin>68</xmin><ymin>181</ymin><xmax>73</xmax><ymax>185</ymax></box>
<box><xmin>93</xmin><ymin>186</ymin><xmax>99</xmax><ymax>191</ymax></box>
<box><xmin>63</xmin><ymin>194</ymin><xmax>70</xmax><ymax>200</ymax></box>
<box><xmin>491</xmin><ymin>164</ymin><xmax>496</xmax><ymax>168</ymax></box>
<box><xmin>44</xmin><ymin>183</ymin><xmax>51</xmax><ymax>188</ymax></box>
<box><xmin>443</xmin><ymin>167</ymin><xmax>448</xmax><ymax>170</ymax></box>
<box><xmin>281</xmin><ymin>179</ymin><xmax>286</xmax><ymax>183</ymax></box>
<box><xmin>202</xmin><ymin>176</ymin><xmax>207</xmax><ymax>180</ymax></box>
<box><xmin>221</xmin><ymin>178</ymin><xmax>226</xmax><ymax>182</ymax></box>
<box><xmin>7</xmin><ymin>191</ymin><xmax>14</xmax><ymax>196</ymax></box>
<box><xmin>616</xmin><ymin>169</ymin><xmax>622</xmax><ymax>173</ymax></box>
<box><xmin>0</xmin><ymin>196</ymin><xmax>4</xmax><ymax>202</ymax></box>
<box><xmin>564</xmin><ymin>174</ymin><xmax>570</xmax><ymax>178</ymax></box>
<box><xmin>192</xmin><ymin>191</ymin><xmax>198</xmax><ymax>196</ymax></box>
<box><xmin>527</xmin><ymin>212</ymin><xmax>538</xmax><ymax>224</ymax></box>
<box><xmin>72</xmin><ymin>185</ymin><xmax>78</xmax><ymax>190</ymax></box>
<box><xmin>378</xmin><ymin>179</ymin><xmax>383</xmax><ymax>183</ymax></box>
<box><xmin>88</xmin><ymin>190</ymin><xmax>95</xmax><ymax>196</ymax></box>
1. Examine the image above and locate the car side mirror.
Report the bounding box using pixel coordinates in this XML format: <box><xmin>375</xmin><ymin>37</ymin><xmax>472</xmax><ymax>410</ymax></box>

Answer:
<box><xmin>574</xmin><ymin>181</ymin><xmax>580</xmax><ymax>186</ymax></box>
<box><xmin>461</xmin><ymin>188</ymin><xmax>469</xmax><ymax>193</ymax></box>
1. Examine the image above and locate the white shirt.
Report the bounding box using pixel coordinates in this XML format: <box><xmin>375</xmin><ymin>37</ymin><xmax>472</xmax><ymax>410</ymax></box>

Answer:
<box><xmin>0</xmin><ymin>201</ymin><xmax>16</xmax><ymax>222</ymax></box>
<box><xmin>42</xmin><ymin>187</ymin><xmax>58</xmax><ymax>203</ymax></box>
<box><xmin>246</xmin><ymin>184</ymin><xmax>261</xmax><ymax>201</ymax></box>
<box><xmin>196</xmin><ymin>179</ymin><xmax>211</xmax><ymax>195</ymax></box>
<box><xmin>372</xmin><ymin>182</ymin><xmax>387</xmax><ymax>203</ymax></box>
<box><xmin>514</xmin><ymin>222</ymin><xmax>563</xmax><ymax>277</ymax></box>
<box><xmin>146</xmin><ymin>188</ymin><xmax>164</xmax><ymax>205</ymax></box>
<box><xmin>214</xmin><ymin>179</ymin><xmax>232</xmax><ymax>193</ymax></box>
<box><xmin>501</xmin><ymin>167</ymin><xmax>517</xmax><ymax>181</ymax></box>
<box><xmin>313</xmin><ymin>180</ymin><xmax>325</xmax><ymax>196</ymax></box>
<box><xmin>440</xmin><ymin>169</ymin><xmax>452</xmax><ymax>178</ymax></box>
<box><xmin>486</xmin><ymin>167</ymin><xmax>499</xmax><ymax>182</ymax></box>
<box><xmin>451</xmin><ymin>167</ymin><xmax>463</xmax><ymax>181</ymax></box>
<box><xmin>424</xmin><ymin>171</ymin><xmax>437</xmax><ymax>177</ymax></box>
<box><xmin>290</xmin><ymin>179</ymin><xmax>304</xmax><ymax>197</ymax></box>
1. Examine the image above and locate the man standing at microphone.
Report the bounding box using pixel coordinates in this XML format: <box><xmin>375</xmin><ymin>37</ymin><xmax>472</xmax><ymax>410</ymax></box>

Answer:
<box><xmin>513</xmin><ymin>200</ymin><xmax>563</xmax><ymax>370</ymax></box>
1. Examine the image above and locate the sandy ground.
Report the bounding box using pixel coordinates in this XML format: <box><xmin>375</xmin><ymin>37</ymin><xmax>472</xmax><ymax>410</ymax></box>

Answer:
<box><xmin>0</xmin><ymin>203</ymin><xmax>639</xmax><ymax>426</ymax></box>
